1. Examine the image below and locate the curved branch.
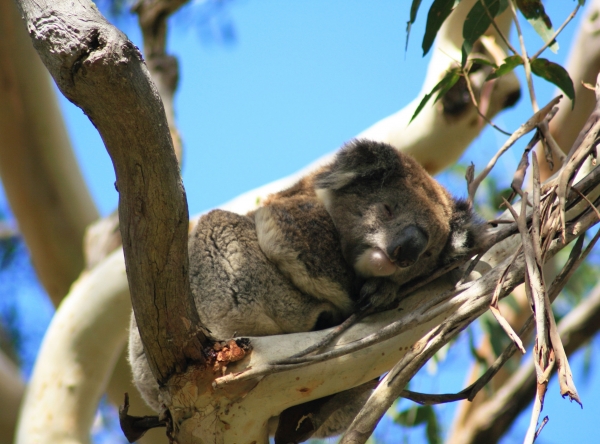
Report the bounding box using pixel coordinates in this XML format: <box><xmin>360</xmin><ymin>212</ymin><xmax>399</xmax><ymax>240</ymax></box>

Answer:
<box><xmin>0</xmin><ymin>0</ymin><xmax>99</xmax><ymax>305</ymax></box>
<box><xmin>14</xmin><ymin>0</ymin><xmax>208</xmax><ymax>382</ymax></box>
<box><xmin>220</xmin><ymin>0</ymin><xmax>521</xmax><ymax>216</ymax></box>
<box><xmin>15</xmin><ymin>250</ymin><xmax>130</xmax><ymax>444</ymax></box>
<box><xmin>0</xmin><ymin>349</ymin><xmax>24</xmax><ymax>444</ymax></box>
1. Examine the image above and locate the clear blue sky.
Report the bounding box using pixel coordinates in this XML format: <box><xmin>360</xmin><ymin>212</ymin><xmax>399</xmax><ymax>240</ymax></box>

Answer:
<box><xmin>3</xmin><ymin>1</ymin><xmax>599</xmax><ymax>443</ymax></box>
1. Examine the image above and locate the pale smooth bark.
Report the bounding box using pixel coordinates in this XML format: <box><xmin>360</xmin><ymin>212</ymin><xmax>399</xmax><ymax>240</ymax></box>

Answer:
<box><xmin>541</xmin><ymin>0</ymin><xmax>600</xmax><ymax>179</ymax></box>
<box><xmin>14</xmin><ymin>250</ymin><xmax>166</xmax><ymax>444</ymax></box>
<box><xmin>221</xmin><ymin>0</ymin><xmax>521</xmax><ymax>216</ymax></box>
<box><xmin>15</xmin><ymin>250</ymin><xmax>130</xmax><ymax>444</ymax></box>
<box><xmin>0</xmin><ymin>350</ymin><xmax>24</xmax><ymax>444</ymax></box>
<box><xmin>0</xmin><ymin>0</ymin><xmax>99</xmax><ymax>305</ymax></box>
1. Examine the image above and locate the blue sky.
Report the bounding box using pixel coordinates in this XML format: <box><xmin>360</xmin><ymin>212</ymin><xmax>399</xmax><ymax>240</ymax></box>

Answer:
<box><xmin>3</xmin><ymin>1</ymin><xmax>599</xmax><ymax>443</ymax></box>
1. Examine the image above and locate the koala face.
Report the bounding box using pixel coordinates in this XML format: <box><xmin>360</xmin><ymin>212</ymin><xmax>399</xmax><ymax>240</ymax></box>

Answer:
<box><xmin>315</xmin><ymin>140</ymin><xmax>477</xmax><ymax>287</ymax></box>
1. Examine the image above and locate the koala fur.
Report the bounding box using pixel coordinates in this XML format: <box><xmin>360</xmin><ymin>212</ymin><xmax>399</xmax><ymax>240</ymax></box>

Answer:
<box><xmin>128</xmin><ymin>139</ymin><xmax>482</xmax><ymax>441</ymax></box>
<box><xmin>256</xmin><ymin>139</ymin><xmax>481</xmax><ymax>309</ymax></box>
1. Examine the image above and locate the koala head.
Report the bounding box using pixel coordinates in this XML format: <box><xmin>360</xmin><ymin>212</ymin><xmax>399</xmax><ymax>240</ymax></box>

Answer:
<box><xmin>314</xmin><ymin>139</ymin><xmax>481</xmax><ymax>287</ymax></box>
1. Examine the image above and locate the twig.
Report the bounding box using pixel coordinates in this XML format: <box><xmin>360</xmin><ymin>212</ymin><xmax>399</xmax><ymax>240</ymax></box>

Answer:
<box><xmin>531</xmin><ymin>155</ymin><xmax>543</xmax><ymax>264</ymax></box>
<box><xmin>490</xmin><ymin>248</ymin><xmax>526</xmax><ymax>354</ymax></box>
<box><xmin>534</xmin><ymin>416</ymin><xmax>549</xmax><ymax>441</ymax></box>
<box><xmin>468</xmin><ymin>97</ymin><xmax>562</xmax><ymax>202</ymax></box>
<box><xmin>509</xmin><ymin>0</ymin><xmax>539</xmax><ymax>112</ymax></box>
<box><xmin>571</xmin><ymin>187</ymin><xmax>600</xmax><ymax>222</ymax></box>
<box><xmin>524</xmin><ymin>382</ymin><xmax>547</xmax><ymax>444</ymax></box>
<box><xmin>556</xmin><ymin>113</ymin><xmax>600</xmax><ymax>239</ymax></box>
<box><xmin>463</xmin><ymin>67</ymin><xmax>511</xmax><ymax>136</ymax></box>
<box><xmin>282</xmin><ymin>313</ymin><xmax>362</xmax><ymax>360</ymax></box>
<box><xmin>538</xmin><ymin>120</ymin><xmax>566</xmax><ymax>167</ymax></box>
<box><xmin>479</xmin><ymin>1</ymin><xmax>519</xmax><ymax>56</ymax></box>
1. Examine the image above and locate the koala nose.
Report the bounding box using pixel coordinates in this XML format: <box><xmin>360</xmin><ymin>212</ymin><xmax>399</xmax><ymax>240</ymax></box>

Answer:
<box><xmin>388</xmin><ymin>225</ymin><xmax>429</xmax><ymax>268</ymax></box>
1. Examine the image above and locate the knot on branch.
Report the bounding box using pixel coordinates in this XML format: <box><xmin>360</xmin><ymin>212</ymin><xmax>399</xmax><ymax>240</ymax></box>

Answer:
<box><xmin>208</xmin><ymin>338</ymin><xmax>252</xmax><ymax>374</ymax></box>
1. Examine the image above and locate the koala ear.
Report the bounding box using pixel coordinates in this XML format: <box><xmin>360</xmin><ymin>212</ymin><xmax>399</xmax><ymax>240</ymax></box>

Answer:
<box><xmin>314</xmin><ymin>139</ymin><xmax>403</xmax><ymax>191</ymax></box>
<box><xmin>447</xmin><ymin>199</ymin><xmax>485</xmax><ymax>256</ymax></box>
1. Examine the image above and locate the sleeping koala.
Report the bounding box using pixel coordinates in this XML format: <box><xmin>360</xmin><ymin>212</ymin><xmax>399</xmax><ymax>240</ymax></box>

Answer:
<box><xmin>128</xmin><ymin>139</ymin><xmax>482</xmax><ymax>441</ymax></box>
<box><xmin>255</xmin><ymin>139</ymin><xmax>482</xmax><ymax>310</ymax></box>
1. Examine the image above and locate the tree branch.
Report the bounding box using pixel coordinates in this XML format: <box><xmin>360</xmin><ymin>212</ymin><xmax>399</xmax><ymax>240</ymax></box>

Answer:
<box><xmin>15</xmin><ymin>250</ymin><xmax>130</xmax><ymax>443</ymax></box>
<box><xmin>13</xmin><ymin>0</ymin><xmax>207</xmax><ymax>383</ymax></box>
<box><xmin>0</xmin><ymin>0</ymin><xmax>99</xmax><ymax>304</ymax></box>
<box><xmin>0</xmin><ymin>349</ymin><xmax>24</xmax><ymax>444</ymax></box>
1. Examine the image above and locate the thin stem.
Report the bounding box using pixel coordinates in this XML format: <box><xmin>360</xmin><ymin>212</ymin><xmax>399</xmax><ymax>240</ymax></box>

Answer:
<box><xmin>509</xmin><ymin>0</ymin><xmax>539</xmax><ymax>112</ymax></box>
<box><xmin>531</xmin><ymin>5</ymin><xmax>581</xmax><ymax>60</ymax></box>
<box><xmin>479</xmin><ymin>0</ymin><xmax>519</xmax><ymax>55</ymax></box>
<box><xmin>463</xmin><ymin>66</ymin><xmax>511</xmax><ymax>136</ymax></box>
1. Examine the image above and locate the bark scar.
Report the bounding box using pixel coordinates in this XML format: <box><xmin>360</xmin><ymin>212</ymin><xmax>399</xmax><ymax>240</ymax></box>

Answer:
<box><xmin>71</xmin><ymin>28</ymin><xmax>102</xmax><ymax>78</ymax></box>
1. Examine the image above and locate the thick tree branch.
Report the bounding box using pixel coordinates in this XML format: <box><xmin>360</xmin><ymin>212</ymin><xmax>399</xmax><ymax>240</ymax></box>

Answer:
<box><xmin>0</xmin><ymin>349</ymin><xmax>24</xmax><ymax>444</ymax></box>
<box><xmin>15</xmin><ymin>250</ymin><xmax>130</xmax><ymax>444</ymax></box>
<box><xmin>220</xmin><ymin>0</ymin><xmax>521</xmax><ymax>216</ymax></box>
<box><xmin>13</xmin><ymin>0</ymin><xmax>207</xmax><ymax>383</ymax></box>
<box><xmin>539</xmin><ymin>0</ymin><xmax>600</xmax><ymax>179</ymax></box>
<box><xmin>0</xmin><ymin>3</ymin><xmax>165</xmax><ymax>442</ymax></box>
<box><xmin>0</xmin><ymin>0</ymin><xmax>99</xmax><ymax>304</ymax></box>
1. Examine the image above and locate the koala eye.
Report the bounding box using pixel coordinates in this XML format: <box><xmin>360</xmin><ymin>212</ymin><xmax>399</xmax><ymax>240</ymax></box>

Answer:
<box><xmin>383</xmin><ymin>204</ymin><xmax>393</xmax><ymax>218</ymax></box>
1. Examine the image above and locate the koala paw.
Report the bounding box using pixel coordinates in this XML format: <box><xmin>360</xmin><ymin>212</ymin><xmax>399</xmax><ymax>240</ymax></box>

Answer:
<box><xmin>358</xmin><ymin>278</ymin><xmax>400</xmax><ymax>312</ymax></box>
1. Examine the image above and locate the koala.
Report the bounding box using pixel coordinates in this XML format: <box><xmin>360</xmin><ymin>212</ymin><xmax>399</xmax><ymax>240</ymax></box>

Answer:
<box><xmin>128</xmin><ymin>208</ymin><xmax>353</xmax><ymax>411</ymax></box>
<box><xmin>256</xmin><ymin>139</ymin><xmax>482</xmax><ymax>310</ymax></box>
<box><xmin>128</xmin><ymin>139</ymin><xmax>482</xmax><ymax>442</ymax></box>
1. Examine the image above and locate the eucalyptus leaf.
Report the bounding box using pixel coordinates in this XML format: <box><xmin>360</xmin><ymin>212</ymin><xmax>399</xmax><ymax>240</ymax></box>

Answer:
<box><xmin>406</xmin><ymin>0</ymin><xmax>424</xmax><ymax>51</ymax></box>
<box><xmin>470</xmin><ymin>57</ymin><xmax>498</xmax><ymax>68</ymax></box>
<box><xmin>410</xmin><ymin>68</ymin><xmax>461</xmax><ymax>123</ymax></box>
<box><xmin>530</xmin><ymin>58</ymin><xmax>575</xmax><ymax>105</ymax></box>
<box><xmin>487</xmin><ymin>54</ymin><xmax>523</xmax><ymax>80</ymax></box>
<box><xmin>516</xmin><ymin>0</ymin><xmax>559</xmax><ymax>53</ymax></box>
<box><xmin>422</xmin><ymin>0</ymin><xmax>459</xmax><ymax>56</ymax></box>
<box><xmin>462</xmin><ymin>0</ymin><xmax>508</xmax><ymax>64</ymax></box>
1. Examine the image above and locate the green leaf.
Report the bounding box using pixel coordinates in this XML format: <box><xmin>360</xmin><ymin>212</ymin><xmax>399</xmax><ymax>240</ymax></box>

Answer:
<box><xmin>409</xmin><ymin>68</ymin><xmax>461</xmax><ymax>123</ymax></box>
<box><xmin>434</xmin><ymin>69</ymin><xmax>461</xmax><ymax>102</ymax></box>
<box><xmin>530</xmin><ymin>58</ymin><xmax>575</xmax><ymax>105</ymax></box>
<box><xmin>462</xmin><ymin>0</ymin><xmax>508</xmax><ymax>64</ymax></box>
<box><xmin>486</xmin><ymin>54</ymin><xmax>523</xmax><ymax>80</ymax></box>
<box><xmin>470</xmin><ymin>57</ymin><xmax>497</xmax><ymax>68</ymax></box>
<box><xmin>422</xmin><ymin>0</ymin><xmax>460</xmax><ymax>56</ymax></box>
<box><xmin>406</xmin><ymin>0</ymin><xmax>424</xmax><ymax>51</ymax></box>
<box><xmin>516</xmin><ymin>0</ymin><xmax>559</xmax><ymax>53</ymax></box>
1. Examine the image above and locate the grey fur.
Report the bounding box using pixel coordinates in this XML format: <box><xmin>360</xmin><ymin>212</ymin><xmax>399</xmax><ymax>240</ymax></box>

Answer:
<box><xmin>128</xmin><ymin>139</ymin><xmax>483</xmax><ymax>441</ymax></box>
